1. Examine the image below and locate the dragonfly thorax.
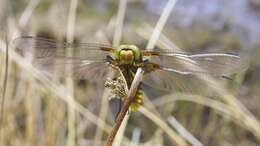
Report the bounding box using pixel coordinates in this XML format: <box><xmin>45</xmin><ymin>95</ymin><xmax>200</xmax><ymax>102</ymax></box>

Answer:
<box><xmin>116</xmin><ymin>45</ymin><xmax>141</xmax><ymax>65</ymax></box>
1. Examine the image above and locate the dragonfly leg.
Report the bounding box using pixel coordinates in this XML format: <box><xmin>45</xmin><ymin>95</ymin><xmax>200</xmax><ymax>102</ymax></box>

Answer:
<box><xmin>106</xmin><ymin>55</ymin><xmax>113</xmax><ymax>63</ymax></box>
<box><xmin>142</xmin><ymin>60</ymin><xmax>160</xmax><ymax>74</ymax></box>
<box><xmin>221</xmin><ymin>75</ymin><xmax>234</xmax><ymax>81</ymax></box>
<box><xmin>106</xmin><ymin>55</ymin><xmax>118</xmax><ymax>66</ymax></box>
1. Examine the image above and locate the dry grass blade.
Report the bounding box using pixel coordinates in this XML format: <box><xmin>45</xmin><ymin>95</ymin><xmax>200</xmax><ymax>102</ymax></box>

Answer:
<box><xmin>93</xmin><ymin>87</ymin><xmax>110</xmax><ymax>146</ymax></box>
<box><xmin>146</xmin><ymin>0</ymin><xmax>178</xmax><ymax>50</ymax></box>
<box><xmin>0</xmin><ymin>34</ymin><xmax>8</xmax><ymax>145</ymax></box>
<box><xmin>113</xmin><ymin>0</ymin><xmax>127</xmax><ymax>47</ymax></box>
<box><xmin>138</xmin><ymin>106</ymin><xmax>188</xmax><ymax>146</ymax></box>
<box><xmin>140</xmin><ymin>0</ymin><xmax>189</xmax><ymax>145</ymax></box>
<box><xmin>168</xmin><ymin>116</ymin><xmax>204</xmax><ymax>146</ymax></box>
<box><xmin>105</xmin><ymin>68</ymin><xmax>144</xmax><ymax>146</ymax></box>
<box><xmin>129</xmin><ymin>128</ymin><xmax>141</xmax><ymax>146</ymax></box>
<box><xmin>112</xmin><ymin>114</ymin><xmax>129</xmax><ymax>146</ymax></box>
<box><xmin>19</xmin><ymin>0</ymin><xmax>40</xmax><ymax>27</ymax></box>
<box><xmin>66</xmin><ymin>0</ymin><xmax>78</xmax><ymax>145</ymax></box>
<box><xmin>91</xmin><ymin>31</ymin><xmax>111</xmax><ymax>146</ymax></box>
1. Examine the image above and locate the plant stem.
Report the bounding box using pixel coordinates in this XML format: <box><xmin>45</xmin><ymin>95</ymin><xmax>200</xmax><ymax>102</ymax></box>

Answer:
<box><xmin>105</xmin><ymin>68</ymin><xmax>144</xmax><ymax>146</ymax></box>
<box><xmin>0</xmin><ymin>33</ymin><xmax>9</xmax><ymax>146</ymax></box>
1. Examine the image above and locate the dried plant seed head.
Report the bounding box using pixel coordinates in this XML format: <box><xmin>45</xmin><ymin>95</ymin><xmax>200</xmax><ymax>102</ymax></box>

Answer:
<box><xmin>105</xmin><ymin>77</ymin><xmax>127</xmax><ymax>100</ymax></box>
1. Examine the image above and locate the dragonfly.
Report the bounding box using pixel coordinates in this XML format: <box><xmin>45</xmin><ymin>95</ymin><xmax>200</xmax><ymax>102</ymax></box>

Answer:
<box><xmin>13</xmin><ymin>36</ymin><xmax>244</xmax><ymax>112</ymax></box>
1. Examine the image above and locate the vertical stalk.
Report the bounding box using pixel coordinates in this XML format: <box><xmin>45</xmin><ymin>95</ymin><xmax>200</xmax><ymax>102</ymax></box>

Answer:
<box><xmin>66</xmin><ymin>0</ymin><xmax>78</xmax><ymax>146</ymax></box>
<box><xmin>146</xmin><ymin>0</ymin><xmax>178</xmax><ymax>50</ymax></box>
<box><xmin>0</xmin><ymin>33</ymin><xmax>8</xmax><ymax>146</ymax></box>
<box><xmin>105</xmin><ymin>68</ymin><xmax>144</xmax><ymax>146</ymax></box>
<box><xmin>113</xmin><ymin>0</ymin><xmax>128</xmax><ymax>47</ymax></box>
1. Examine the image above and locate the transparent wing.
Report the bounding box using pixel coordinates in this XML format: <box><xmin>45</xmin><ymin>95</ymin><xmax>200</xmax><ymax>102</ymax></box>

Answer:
<box><xmin>13</xmin><ymin>36</ymin><xmax>114</xmax><ymax>80</ymax></box>
<box><xmin>42</xmin><ymin>59</ymin><xmax>112</xmax><ymax>81</ymax></box>
<box><xmin>13</xmin><ymin>36</ymin><xmax>114</xmax><ymax>60</ymax></box>
<box><xmin>143</xmin><ymin>70</ymin><xmax>215</xmax><ymax>95</ymax></box>
<box><xmin>143</xmin><ymin>49</ymin><xmax>245</xmax><ymax>75</ymax></box>
<box><xmin>142</xmin><ymin>49</ymin><xmax>247</xmax><ymax>93</ymax></box>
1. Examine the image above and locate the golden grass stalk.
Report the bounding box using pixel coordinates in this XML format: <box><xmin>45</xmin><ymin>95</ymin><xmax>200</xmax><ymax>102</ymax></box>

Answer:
<box><xmin>146</xmin><ymin>0</ymin><xmax>178</xmax><ymax>50</ymax></box>
<box><xmin>112</xmin><ymin>114</ymin><xmax>130</xmax><ymax>146</ymax></box>
<box><xmin>66</xmin><ymin>0</ymin><xmax>78</xmax><ymax>145</ymax></box>
<box><xmin>105</xmin><ymin>68</ymin><xmax>144</xmax><ymax>146</ymax></box>
<box><xmin>92</xmin><ymin>30</ymin><xmax>112</xmax><ymax>146</ymax></box>
<box><xmin>141</xmin><ymin>0</ymin><xmax>189</xmax><ymax>145</ymax></box>
<box><xmin>93</xmin><ymin>88</ymin><xmax>110</xmax><ymax>146</ymax></box>
<box><xmin>19</xmin><ymin>0</ymin><xmax>40</xmax><ymax>27</ymax></box>
<box><xmin>129</xmin><ymin>127</ymin><xmax>141</xmax><ymax>146</ymax></box>
<box><xmin>168</xmin><ymin>116</ymin><xmax>204</xmax><ymax>146</ymax></box>
<box><xmin>154</xmin><ymin>93</ymin><xmax>257</xmax><ymax>136</ymax></box>
<box><xmin>113</xmin><ymin>0</ymin><xmax>128</xmax><ymax>47</ymax></box>
<box><xmin>139</xmin><ymin>106</ymin><xmax>188</xmax><ymax>146</ymax></box>
<box><xmin>0</xmin><ymin>34</ymin><xmax>9</xmax><ymax>146</ymax></box>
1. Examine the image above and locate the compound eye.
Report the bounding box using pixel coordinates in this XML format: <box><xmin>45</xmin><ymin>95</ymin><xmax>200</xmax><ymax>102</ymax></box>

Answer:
<box><xmin>119</xmin><ymin>50</ymin><xmax>134</xmax><ymax>64</ymax></box>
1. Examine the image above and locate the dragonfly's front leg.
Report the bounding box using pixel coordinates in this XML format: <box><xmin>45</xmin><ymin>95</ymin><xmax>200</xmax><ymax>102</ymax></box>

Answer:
<box><xmin>141</xmin><ymin>59</ymin><xmax>160</xmax><ymax>74</ymax></box>
<box><xmin>106</xmin><ymin>55</ymin><xmax>119</xmax><ymax>66</ymax></box>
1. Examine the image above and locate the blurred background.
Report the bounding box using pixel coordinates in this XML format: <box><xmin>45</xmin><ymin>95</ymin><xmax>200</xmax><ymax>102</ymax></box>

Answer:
<box><xmin>0</xmin><ymin>0</ymin><xmax>260</xmax><ymax>146</ymax></box>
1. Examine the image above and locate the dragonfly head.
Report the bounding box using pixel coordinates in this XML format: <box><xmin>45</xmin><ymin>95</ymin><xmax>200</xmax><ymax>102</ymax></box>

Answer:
<box><xmin>116</xmin><ymin>45</ymin><xmax>141</xmax><ymax>65</ymax></box>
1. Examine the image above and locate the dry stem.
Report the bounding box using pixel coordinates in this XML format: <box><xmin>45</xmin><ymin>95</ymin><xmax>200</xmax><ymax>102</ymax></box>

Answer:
<box><xmin>0</xmin><ymin>34</ymin><xmax>8</xmax><ymax>145</ymax></box>
<box><xmin>66</xmin><ymin>0</ymin><xmax>78</xmax><ymax>145</ymax></box>
<box><xmin>105</xmin><ymin>68</ymin><xmax>144</xmax><ymax>146</ymax></box>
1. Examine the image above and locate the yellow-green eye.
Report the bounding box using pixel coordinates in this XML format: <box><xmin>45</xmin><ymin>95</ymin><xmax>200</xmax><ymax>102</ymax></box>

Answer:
<box><xmin>119</xmin><ymin>50</ymin><xmax>134</xmax><ymax>64</ymax></box>
<box><xmin>128</xmin><ymin>45</ymin><xmax>141</xmax><ymax>60</ymax></box>
<box><xmin>114</xmin><ymin>44</ymin><xmax>141</xmax><ymax>65</ymax></box>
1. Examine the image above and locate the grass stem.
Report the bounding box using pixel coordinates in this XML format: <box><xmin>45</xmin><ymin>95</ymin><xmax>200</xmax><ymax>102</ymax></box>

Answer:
<box><xmin>105</xmin><ymin>68</ymin><xmax>144</xmax><ymax>146</ymax></box>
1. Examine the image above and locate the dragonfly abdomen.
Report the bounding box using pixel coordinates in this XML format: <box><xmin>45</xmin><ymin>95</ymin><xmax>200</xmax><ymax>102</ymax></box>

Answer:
<box><xmin>130</xmin><ymin>88</ymin><xmax>143</xmax><ymax>112</ymax></box>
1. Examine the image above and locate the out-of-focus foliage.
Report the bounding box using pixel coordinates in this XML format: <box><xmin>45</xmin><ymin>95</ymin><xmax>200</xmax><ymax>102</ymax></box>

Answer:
<box><xmin>0</xmin><ymin>0</ymin><xmax>259</xmax><ymax>146</ymax></box>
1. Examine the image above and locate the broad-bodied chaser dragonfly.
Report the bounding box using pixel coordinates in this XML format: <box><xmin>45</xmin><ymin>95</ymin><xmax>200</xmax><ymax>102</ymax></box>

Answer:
<box><xmin>13</xmin><ymin>36</ymin><xmax>243</xmax><ymax>111</ymax></box>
